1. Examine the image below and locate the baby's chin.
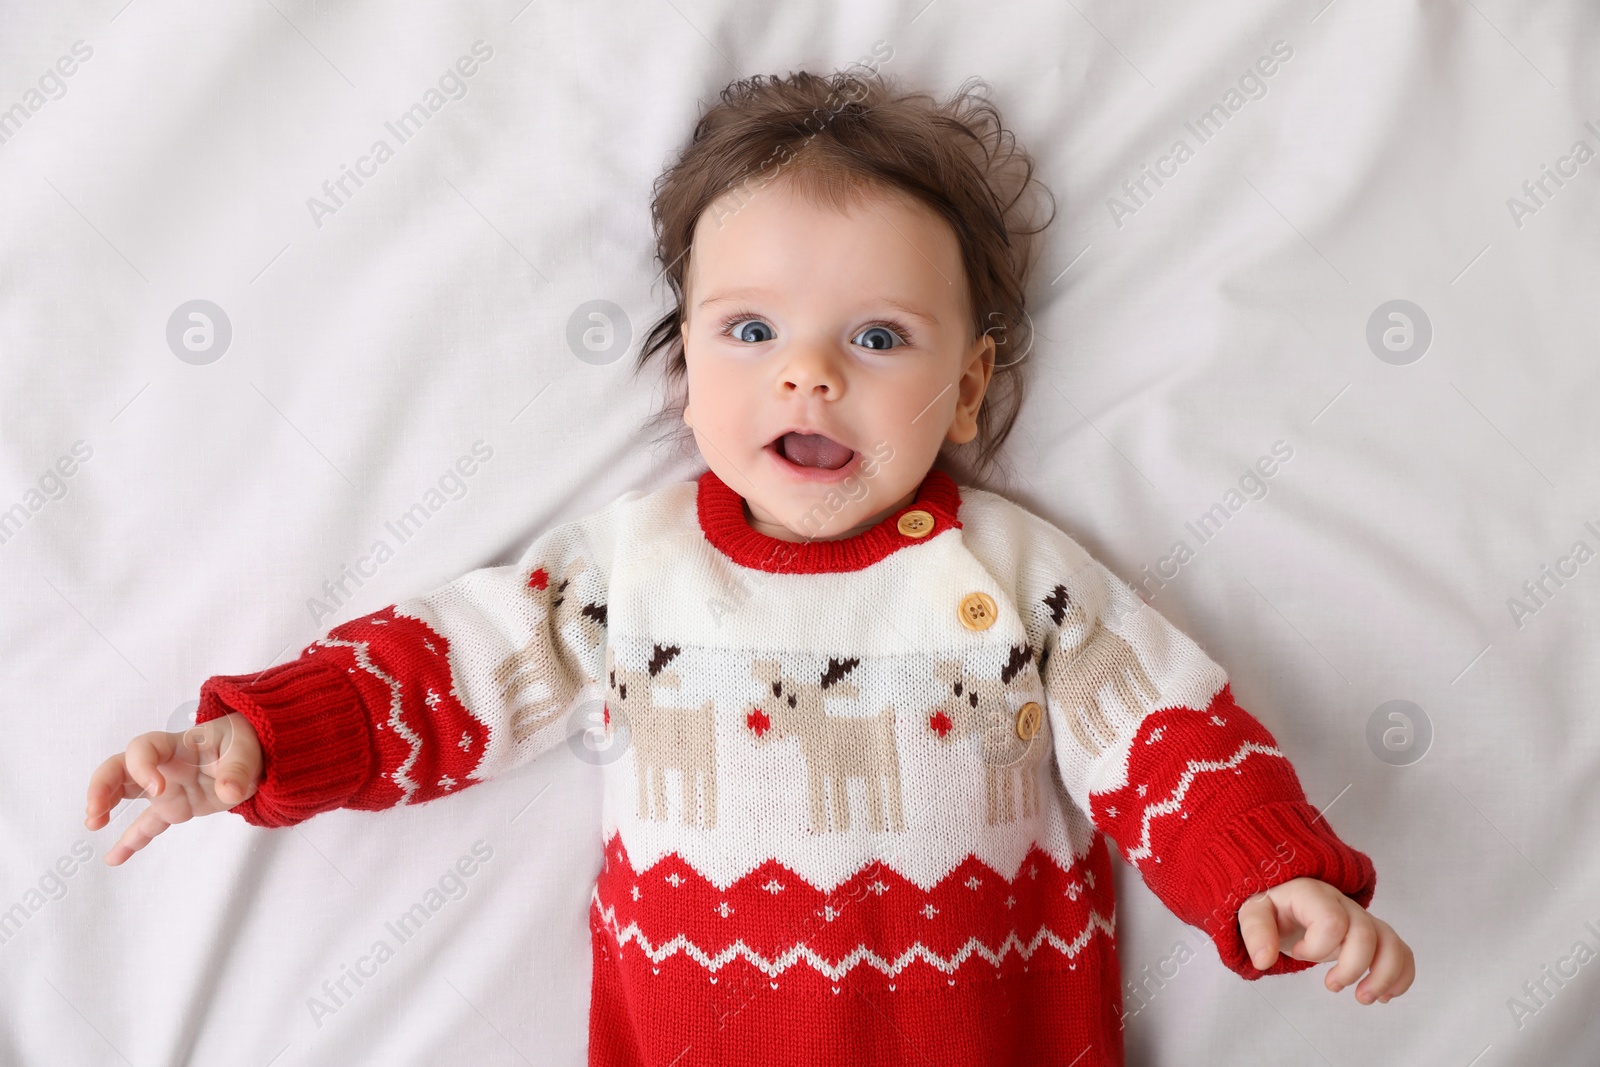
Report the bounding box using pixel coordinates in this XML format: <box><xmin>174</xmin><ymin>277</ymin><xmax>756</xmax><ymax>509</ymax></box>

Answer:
<box><xmin>740</xmin><ymin>487</ymin><xmax>847</xmax><ymax>540</ymax></box>
<box><xmin>745</xmin><ymin>485</ymin><xmax>907</xmax><ymax>544</ymax></box>
<box><xmin>771</xmin><ymin>512</ymin><xmax>877</xmax><ymax>542</ymax></box>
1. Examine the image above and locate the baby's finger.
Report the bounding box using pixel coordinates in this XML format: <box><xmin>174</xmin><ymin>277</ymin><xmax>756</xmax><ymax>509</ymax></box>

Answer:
<box><xmin>1237</xmin><ymin>893</ymin><xmax>1281</xmax><ymax>970</ymax></box>
<box><xmin>210</xmin><ymin>755</ymin><xmax>255</xmax><ymax>808</ymax></box>
<box><xmin>1355</xmin><ymin>922</ymin><xmax>1414</xmax><ymax>1003</ymax></box>
<box><xmin>85</xmin><ymin>754</ymin><xmax>158</xmax><ymax>828</ymax></box>
<box><xmin>123</xmin><ymin>731</ymin><xmax>179</xmax><ymax>799</ymax></box>
<box><xmin>103</xmin><ymin>805</ymin><xmax>174</xmax><ymax>867</ymax></box>
<box><xmin>1324</xmin><ymin>903</ymin><xmax>1378</xmax><ymax>992</ymax></box>
<box><xmin>204</xmin><ymin>715</ymin><xmax>260</xmax><ymax>806</ymax></box>
<box><xmin>1381</xmin><ymin>941</ymin><xmax>1417</xmax><ymax>1002</ymax></box>
<box><xmin>1292</xmin><ymin>894</ymin><xmax>1351</xmax><ymax>964</ymax></box>
<box><xmin>84</xmin><ymin>752</ymin><xmax>134</xmax><ymax>827</ymax></box>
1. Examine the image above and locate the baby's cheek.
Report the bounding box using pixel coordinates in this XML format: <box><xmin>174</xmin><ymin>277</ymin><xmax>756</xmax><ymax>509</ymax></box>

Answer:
<box><xmin>684</xmin><ymin>364</ymin><xmax>749</xmax><ymax>434</ymax></box>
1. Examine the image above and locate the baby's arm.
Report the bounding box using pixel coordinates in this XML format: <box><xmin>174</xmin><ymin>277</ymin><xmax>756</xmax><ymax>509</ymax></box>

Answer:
<box><xmin>1020</xmin><ymin>529</ymin><xmax>1410</xmax><ymax>997</ymax></box>
<box><xmin>85</xmin><ymin>496</ymin><xmax>623</xmax><ymax>858</ymax></box>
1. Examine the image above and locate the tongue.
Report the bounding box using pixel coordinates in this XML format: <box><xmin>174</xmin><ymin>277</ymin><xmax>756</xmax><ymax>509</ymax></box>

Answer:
<box><xmin>781</xmin><ymin>432</ymin><xmax>853</xmax><ymax>470</ymax></box>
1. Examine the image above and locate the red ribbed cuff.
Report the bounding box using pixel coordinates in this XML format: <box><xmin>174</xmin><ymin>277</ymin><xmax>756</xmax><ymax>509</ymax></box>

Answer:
<box><xmin>194</xmin><ymin>657</ymin><xmax>374</xmax><ymax>829</ymax></box>
<box><xmin>1177</xmin><ymin>800</ymin><xmax>1377</xmax><ymax>979</ymax></box>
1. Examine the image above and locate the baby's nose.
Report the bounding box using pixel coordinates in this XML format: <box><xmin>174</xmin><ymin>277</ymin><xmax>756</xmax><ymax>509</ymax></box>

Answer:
<box><xmin>779</xmin><ymin>345</ymin><xmax>844</xmax><ymax>395</ymax></box>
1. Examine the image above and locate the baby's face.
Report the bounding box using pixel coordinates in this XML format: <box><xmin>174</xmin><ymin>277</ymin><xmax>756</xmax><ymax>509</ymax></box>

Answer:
<box><xmin>679</xmin><ymin>179</ymin><xmax>994</xmax><ymax>543</ymax></box>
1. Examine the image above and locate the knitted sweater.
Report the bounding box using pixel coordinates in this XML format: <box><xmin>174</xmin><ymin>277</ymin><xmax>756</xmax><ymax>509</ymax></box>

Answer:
<box><xmin>196</xmin><ymin>465</ymin><xmax>1376</xmax><ymax>1067</ymax></box>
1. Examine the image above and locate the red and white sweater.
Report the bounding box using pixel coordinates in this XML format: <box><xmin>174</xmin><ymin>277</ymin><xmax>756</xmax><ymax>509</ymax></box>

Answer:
<box><xmin>196</xmin><ymin>465</ymin><xmax>1376</xmax><ymax>1066</ymax></box>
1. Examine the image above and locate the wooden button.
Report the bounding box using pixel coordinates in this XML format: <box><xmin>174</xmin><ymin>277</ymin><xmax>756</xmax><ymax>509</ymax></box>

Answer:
<box><xmin>897</xmin><ymin>510</ymin><xmax>935</xmax><ymax>538</ymax></box>
<box><xmin>1015</xmin><ymin>701</ymin><xmax>1043</xmax><ymax>741</ymax></box>
<box><xmin>958</xmin><ymin>591</ymin><xmax>997</xmax><ymax>631</ymax></box>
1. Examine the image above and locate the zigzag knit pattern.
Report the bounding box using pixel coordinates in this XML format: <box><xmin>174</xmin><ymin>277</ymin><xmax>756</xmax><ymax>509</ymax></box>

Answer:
<box><xmin>196</xmin><ymin>466</ymin><xmax>1376</xmax><ymax>1067</ymax></box>
<box><xmin>592</xmin><ymin>837</ymin><xmax>1117</xmax><ymax>988</ymax></box>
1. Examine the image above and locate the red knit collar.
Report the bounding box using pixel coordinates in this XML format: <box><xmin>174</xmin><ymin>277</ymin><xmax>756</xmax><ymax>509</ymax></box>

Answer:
<box><xmin>696</xmin><ymin>466</ymin><xmax>962</xmax><ymax>575</ymax></box>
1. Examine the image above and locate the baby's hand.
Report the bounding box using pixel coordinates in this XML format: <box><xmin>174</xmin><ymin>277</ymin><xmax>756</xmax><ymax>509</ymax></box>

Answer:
<box><xmin>1237</xmin><ymin>877</ymin><xmax>1414</xmax><ymax>1004</ymax></box>
<box><xmin>84</xmin><ymin>712</ymin><xmax>262</xmax><ymax>866</ymax></box>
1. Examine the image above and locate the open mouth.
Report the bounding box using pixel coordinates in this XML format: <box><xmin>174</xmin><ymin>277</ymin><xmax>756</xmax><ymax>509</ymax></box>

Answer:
<box><xmin>770</xmin><ymin>431</ymin><xmax>857</xmax><ymax>472</ymax></box>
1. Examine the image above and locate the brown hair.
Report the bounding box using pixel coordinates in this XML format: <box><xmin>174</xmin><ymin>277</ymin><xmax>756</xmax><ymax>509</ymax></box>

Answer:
<box><xmin>633</xmin><ymin>66</ymin><xmax>1056</xmax><ymax>482</ymax></box>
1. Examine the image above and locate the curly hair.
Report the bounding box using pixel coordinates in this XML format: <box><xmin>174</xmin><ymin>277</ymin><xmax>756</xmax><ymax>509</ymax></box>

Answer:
<box><xmin>632</xmin><ymin>65</ymin><xmax>1056</xmax><ymax>481</ymax></box>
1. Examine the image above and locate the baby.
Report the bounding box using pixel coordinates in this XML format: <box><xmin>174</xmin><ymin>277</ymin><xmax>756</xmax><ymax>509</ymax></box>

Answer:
<box><xmin>85</xmin><ymin>68</ymin><xmax>1412</xmax><ymax>1065</ymax></box>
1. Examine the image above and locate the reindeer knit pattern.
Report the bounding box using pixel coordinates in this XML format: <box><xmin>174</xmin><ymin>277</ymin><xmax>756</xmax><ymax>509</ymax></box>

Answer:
<box><xmin>195</xmin><ymin>467</ymin><xmax>1377</xmax><ymax>1067</ymax></box>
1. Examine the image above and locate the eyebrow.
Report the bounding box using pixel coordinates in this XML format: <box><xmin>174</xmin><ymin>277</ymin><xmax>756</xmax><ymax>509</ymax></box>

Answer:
<box><xmin>696</xmin><ymin>288</ymin><xmax>940</xmax><ymax>326</ymax></box>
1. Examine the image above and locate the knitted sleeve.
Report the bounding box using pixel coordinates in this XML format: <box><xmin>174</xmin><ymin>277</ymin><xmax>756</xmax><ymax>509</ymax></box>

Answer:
<box><xmin>1019</xmin><ymin>525</ymin><xmax>1376</xmax><ymax>980</ymax></box>
<box><xmin>193</xmin><ymin>498</ymin><xmax>622</xmax><ymax>829</ymax></box>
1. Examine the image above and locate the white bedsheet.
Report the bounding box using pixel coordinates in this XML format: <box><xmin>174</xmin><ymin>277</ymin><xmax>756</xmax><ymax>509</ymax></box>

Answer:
<box><xmin>3</xmin><ymin>1</ymin><xmax>1597</xmax><ymax>1064</ymax></box>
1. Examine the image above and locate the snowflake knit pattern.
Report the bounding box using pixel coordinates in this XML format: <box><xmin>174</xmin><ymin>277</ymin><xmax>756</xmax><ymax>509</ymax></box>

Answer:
<box><xmin>195</xmin><ymin>466</ymin><xmax>1376</xmax><ymax>1067</ymax></box>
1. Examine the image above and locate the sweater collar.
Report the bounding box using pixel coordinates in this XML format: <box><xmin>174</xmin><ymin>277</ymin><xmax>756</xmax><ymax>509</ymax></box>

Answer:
<box><xmin>696</xmin><ymin>466</ymin><xmax>962</xmax><ymax>575</ymax></box>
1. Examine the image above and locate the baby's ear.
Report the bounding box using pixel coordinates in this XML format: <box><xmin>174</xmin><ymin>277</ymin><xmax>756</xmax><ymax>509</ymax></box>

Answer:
<box><xmin>972</xmin><ymin>329</ymin><xmax>997</xmax><ymax>378</ymax></box>
<box><xmin>945</xmin><ymin>332</ymin><xmax>996</xmax><ymax>445</ymax></box>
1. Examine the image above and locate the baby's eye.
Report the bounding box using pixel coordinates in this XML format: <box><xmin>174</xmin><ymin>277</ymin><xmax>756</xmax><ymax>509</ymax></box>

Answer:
<box><xmin>852</xmin><ymin>324</ymin><xmax>906</xmax><ymax>351</ymax></box>
<box><xmin>726</xmin><ymin>319</ymin><xmax>775</xmax><ymax>344</ymax></box>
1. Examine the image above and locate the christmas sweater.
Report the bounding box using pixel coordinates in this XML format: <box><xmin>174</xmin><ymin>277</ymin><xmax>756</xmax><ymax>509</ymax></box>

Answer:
<box><xmin>195</xmin><ymin>465</ymin><xmax>1377</xmax><ymax>1067</ymax></box>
